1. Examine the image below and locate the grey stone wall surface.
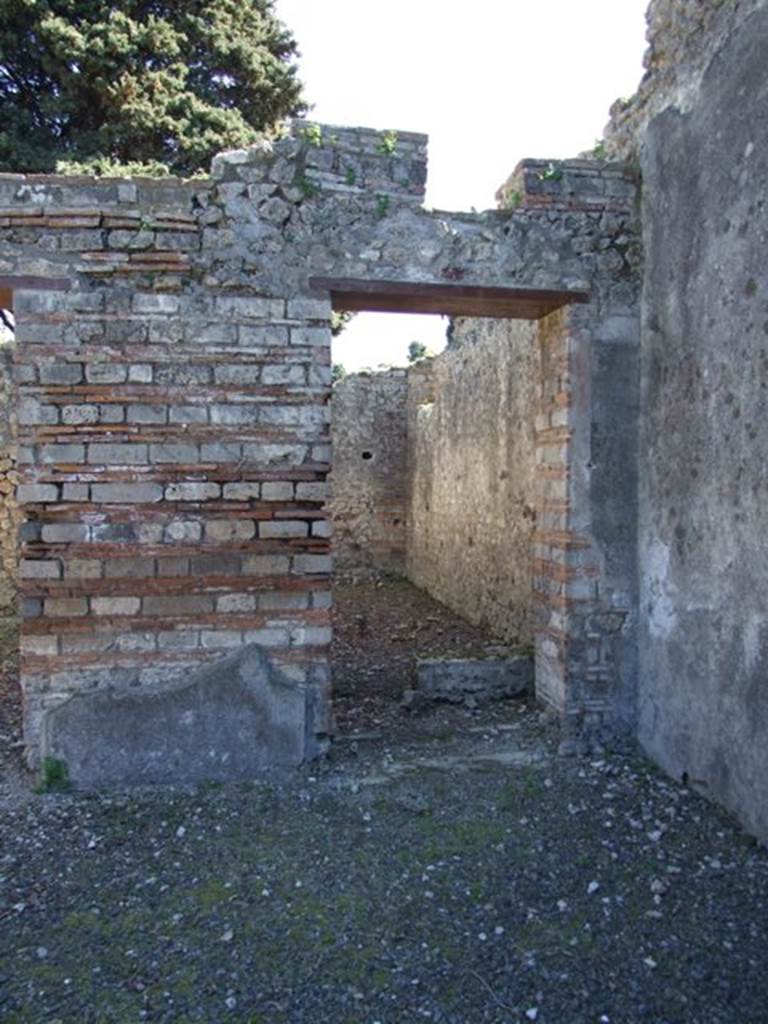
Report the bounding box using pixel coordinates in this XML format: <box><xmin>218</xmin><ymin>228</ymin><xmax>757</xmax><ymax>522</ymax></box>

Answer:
<box><xmin>604</xmin><ymin>0</ymin><xmax>766</xmax><ymax>160</ymax></box>
<box><xmin>0</xmin><ymin>337</ymin><xmax>19</xmax><ymax>630</ymax></box>
<box><xmin>632</xmin><ymin>1</ymin><xmax>768</xmax><ymax>840</ymax></box>
<box><xmin>329</xmin><ymin>369</ymin><xmax>409</xmax><ymax>573</ymax></box>
<box><xmin>407</xmin><ymin>319</ymin><xmax>539</xmax><ymax>645</ymax></box>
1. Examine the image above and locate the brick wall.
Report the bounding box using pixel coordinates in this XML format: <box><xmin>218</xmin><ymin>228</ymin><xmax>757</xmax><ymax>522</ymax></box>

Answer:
<box><xmin>0</xmin><ymin>121</ymin><xmax>641</xmax><ymax>773</ymax></box>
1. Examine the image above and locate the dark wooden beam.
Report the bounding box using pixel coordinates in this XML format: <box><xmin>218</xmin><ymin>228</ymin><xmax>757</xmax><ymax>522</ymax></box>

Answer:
<box><xmin>309</xmin><ymin>277</ymin><xmax>589</xmax><ymax>320</ymax></box>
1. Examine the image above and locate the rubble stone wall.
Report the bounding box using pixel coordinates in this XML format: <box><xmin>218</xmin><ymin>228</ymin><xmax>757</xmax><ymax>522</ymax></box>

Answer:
<box><xmin>329</xmin><ymin>369</ymin><xmax>409</xmax><ymax>573</ymax></box>
<box><xmin>407</xmin><ymin>319</ymin><xmax>538</xmax><ymax>645</ymax></box>
<box><xmin>604</xmin><ymin>0</ymin><xmax>765</xmax><ymax>160</ymax></box>
<box><xmin>0</xmin><ymin>336</ymin><xmax>19</xmax><ymax>634</ymax></box>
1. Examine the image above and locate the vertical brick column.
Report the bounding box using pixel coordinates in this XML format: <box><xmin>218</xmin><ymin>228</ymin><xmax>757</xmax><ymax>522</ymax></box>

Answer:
<box><xmin>14</xmin><ymin>276</ymin><xmax>333</xmax><ymax>763</ymax></box>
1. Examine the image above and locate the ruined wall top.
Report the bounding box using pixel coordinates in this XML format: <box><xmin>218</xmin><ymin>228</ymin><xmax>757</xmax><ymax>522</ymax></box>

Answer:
<box><xmin>604</xmin><ymin>0</ymin><xmax>766</xmax><ymax>159</ymax></box>
<box><xmin>0</xmin><ymin>118</ymin><xmax>638</xmax><ymax>310</ymax></box>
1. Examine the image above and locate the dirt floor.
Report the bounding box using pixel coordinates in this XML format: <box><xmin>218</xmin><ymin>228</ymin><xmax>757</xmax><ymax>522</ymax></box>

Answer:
<box><xmin>332</xmin><ymin>572</ymin><xmax>533</xmax><ymax>740</ymax></box>
<box><xmin>1</xmin><ymin>577</ymin><xmax>767</xmax><ymax>1023</ymax></box>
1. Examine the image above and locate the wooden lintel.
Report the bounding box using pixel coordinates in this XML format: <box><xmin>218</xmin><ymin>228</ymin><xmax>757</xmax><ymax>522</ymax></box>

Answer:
<box><xmin>309</xmin><ymin>277</ymin><xmax>589</xmax><ymax>320</ymax></box>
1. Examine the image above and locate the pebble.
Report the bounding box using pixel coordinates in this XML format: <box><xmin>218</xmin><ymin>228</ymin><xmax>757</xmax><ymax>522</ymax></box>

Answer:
<box><xmin>587</xmin><ymin>880</ymin><xmax>600</xmax><ymax>894</ymax></box>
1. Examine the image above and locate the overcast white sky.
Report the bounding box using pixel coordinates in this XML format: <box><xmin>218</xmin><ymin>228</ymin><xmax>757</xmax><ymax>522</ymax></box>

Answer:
<box><xmin>275</xmin><ymin>0</ymin><xmax>650</xmax><ymax>371</ymax></box>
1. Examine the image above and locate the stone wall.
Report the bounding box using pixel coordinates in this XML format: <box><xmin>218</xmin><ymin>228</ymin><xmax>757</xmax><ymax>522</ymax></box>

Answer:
<box><xmin>604</xmin><ymin>0</ymin><xmax>765</xmax><ymax>159</ymax></box>
<box><xmin>0</xmin><ymin>119</ymin><xmax>641</xmax><ymax>778</ymax></box>
<box><xmin>615</xmin><ymin>0</ymin><xmax>768</xmax><ymax>840</ymax></box>
<box><xmin>329</xmin><ymin>369</ymin><xmax>408</xmax><ymax>573</ymax></box>
<box><xmin>407</xmin><ymin>319</ymin><xmax>538</xmax><ymax>645</ymax></box>
<box><xmin>0</xmin><ymin>334</ymin><xmax>19</xmax><ymax>636</ymax></box>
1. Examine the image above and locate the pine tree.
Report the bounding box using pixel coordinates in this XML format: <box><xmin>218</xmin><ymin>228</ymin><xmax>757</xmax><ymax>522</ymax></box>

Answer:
<box><xmin>0</xmin><ymin>0</ymin><xmax>305</xmax><ymax>176</ymax></box>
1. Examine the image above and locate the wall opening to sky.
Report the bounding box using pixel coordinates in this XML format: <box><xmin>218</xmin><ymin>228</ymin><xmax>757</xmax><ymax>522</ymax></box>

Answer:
<box><xmin>331</xmin><ymin>312</ymin><xmax>448</xmax><ymax>375</ymax></box>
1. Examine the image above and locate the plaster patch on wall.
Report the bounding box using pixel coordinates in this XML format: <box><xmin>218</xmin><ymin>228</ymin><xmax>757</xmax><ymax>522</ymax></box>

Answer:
<box><xmin>742</xmin><ymin>614</ymin><xmax>765</xmax><ymax>675</ymax></box>
<box><xmin>645</xmin><ymin>537</ymin><xmax>678</xmax><ymax>640</ymax></box>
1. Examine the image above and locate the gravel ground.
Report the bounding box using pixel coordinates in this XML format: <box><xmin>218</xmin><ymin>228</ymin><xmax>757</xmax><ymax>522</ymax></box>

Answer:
<box><xmin>1</xmin><ymin>577</ymin><xmax>767</xmax><ymax>1023</ymax></box>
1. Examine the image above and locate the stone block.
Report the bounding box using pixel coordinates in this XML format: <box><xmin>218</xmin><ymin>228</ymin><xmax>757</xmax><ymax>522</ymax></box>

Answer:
<box><xmin>86</xmin><ymin>363</ymin><xmax>127</xmax><ymax>384</ymax></box>
<box><xmin>200</xmin><ymin>630</ymin><xmax>243</xmax><ymax>649</ymax></box>
<box><xmin>104</xmin><ymin>557</ymin><xmax>155</xmax><ymax>578</ymax></box>
<box><xmin>223</xmin><ymin>482</ymin><xmax>261</xmax><ymax>500</ymax></box>
<box><xmin>296</xmin><ymin>482</ymin><xmax>329</xmax><ymax>501</ymax></box>
<box><xmin>127</xmin><ymin>405</ymin><xmax>168</xmax><ymax>424</ymax></box>
<box><xmin>243</xmin><ymin>444</ymin><xmax>307</xmax><ymax>465</ymax></box>
<box><xmin>18</xmin><ymin>399</ymin><xmax>58</xmax><ymax>426</ymax></box>
<box><xmin>133</xmin><ymin>293</ymin><xmax>180</xmax><ymax>314</ymax></box>
<box><xmin>259</xmin><ymin>520</ymin><xmax>309</xmax><ymax>539</ymax></box>
<box><xmin>405</xmin><ymin>657</ymin><xmax>534</xmax><ymax>709</ymax></box>
<box><xmin>293</xmin><ymin>554</ymin><xmax>332</xmax><ymax>575</ymax></box>
<box><xmin>91</xmin><ymin>483</ymin><xmax>163</xmax><ymax>504</ymax></box>
<box><xmin>20</xmin><ymin>559</ymin><xmax>61</xmax><ymax>579</ymax></box>
<box><xmin>39</xmin><ymin>364</ymin><xmax>83</xmax><ymax>385</ymax></box>
<box><xmin>92</xmin><ymin>597</ymin><xmax>142</xmax><ymax>616</ymax></box>
<box><xmin>40</xmin><ymin>444</ymin><xmax>85</xmax><ymax>464</ymax></box>
<box><xmin>142</xmin><ymin>594</ymin><xmax>213</xmax><ymax>615</ymax></box>
<box><xmin>216</xmin><ymin>296</ymin><xmax>285</xmax><ymax>319</ymax></box>
<box><xmin>128</xmin><ymin>364</ymin><xmax>153</xmax><ymax>383</ymax></box>
<box><xmin>39</xmin><ymin>644</ymin><xmax>324</xmax><ymax>786</ymax></box>
<box><xmin>150</xmin><ymin>443</ymin><xmax>199</xmax><ymax>463</ymax></box>
<box><xmin>242</xmin><ymin>555</ymin><xmax>290</xmax><ymax>576</ymax></box>
<box><xmin>261</xmin><ymin>365</ymin><xmax>306</xmax><ymax>385</ymax></box>
<box><xmin>88</xmin><ymin>443</ymin><xmax>148</xmax><ymax>465</ymax></box>
<box><xmin>41</xmin><ymin>523</ymin><xmax>90</xmax><ymax>543</ymax></box>
<box><xmin>290</xmin><ymin>327</ymin><xmax>329</xmax><ymax>347</ymax></box>
<box><xmin>64</xmin><ymin>559</ymin><xmax>102</xmax><ymax>579</ymax></box>
<box><xmin>287</xmin><ymin>297</ymin><xmax>331</xmax><ymax>320</ymax></box>
<box><xmin>157</xmin><ymin>631</ymin><xmax>199</xmax><ymax>650</ymax></box>
<box><xmin>45</xmin><ymin>597</ymin><xmax>88</xmax><ymax>617</ymax></box>
<box><xmin>209</xmin><ymin>404</ymin><xmax>258</xmax><ymax>426</ymax></box>
<box><xmin>164</xmin><ymin>519</ymin><xmax>202</xmax><ymax>543</ymax></box>
<box><xmin>214</xmin><ymin>364</ymin><xmax>261</xmax><ymax>384</ymax></box>
<box><xmin>205</xmin><ymin>519</ymin><xmax>255</xmax><ymax>543</ymax></box>
<box><xmin>259</xmin><ymin>592</ymin><xmax>309</xmax><ymax>611</ymax></box>
<box><xmin>63</xmin><ymin>484</ymin><xmax>90</xmax><ymax>502</ymax></box>
<box><xmin>62</xmin><ymin>405</ymin><xmax>99</xmax><ymax>426</ymax></box>
<box><xmin>238</xmin><ymin>325</ymin><xmax>289</xmax><ymax>347</ymax></box>
<box><xmin>261</xmin><ymin>482</ymin><xmax>294</xmax><ymax>501</ymax></box>
<box><xmin>169</xmin><ymin>405</ymin><xmax>208</xmax><ymax>425</ymax></box>
<box><xmin>156</xmin><ymin>557</ymin><xmax>190</xmax><ymax>577</ymax></box>
<box><xmin>217</xmin><ymin>593</ymin><xmax>257</xmax><ymax>613</ymax></box>
<box><xmin>21</xmin><ymin>636</ymin><xmax>58</xmax><ymax>656</ymax></box>
<box><xmin>17</xmin><ymin>483</ymin><xmax>59</xmax><ymax>504</ymax></box>
<box><xmin>99</xmin><ymin>405</ymin><xmax>126</xmax><ymax>424</ymax></box>
<box><xmin>165</xmin><ymin>482</ymin><xmax>221</xmax><ymax>501</ymax></box>
<box><xmin>201</xmin><ymin>442</ymin><xmax>241</xmax><ymax>462</ymax></box>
